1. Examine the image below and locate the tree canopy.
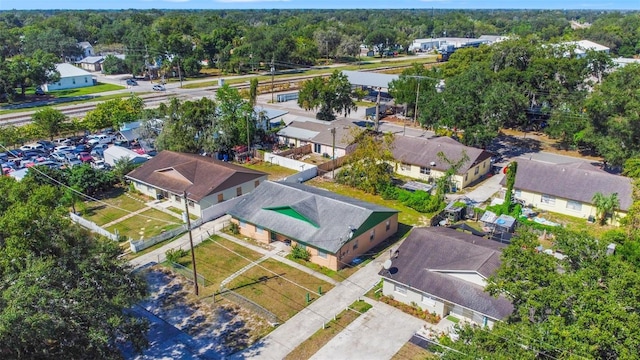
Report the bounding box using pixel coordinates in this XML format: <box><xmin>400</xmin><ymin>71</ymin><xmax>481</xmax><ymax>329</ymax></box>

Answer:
<box><xmin>298</xmin><ymin>70</ymin><xmax>356</xmax><ymax>121</ymax></box>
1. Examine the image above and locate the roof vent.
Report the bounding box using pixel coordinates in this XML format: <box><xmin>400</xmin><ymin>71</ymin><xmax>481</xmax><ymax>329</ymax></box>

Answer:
<box><xmin>430</xmin><ymin>161</ymin><xmax>436</xmax><ymax>166</ymax></box>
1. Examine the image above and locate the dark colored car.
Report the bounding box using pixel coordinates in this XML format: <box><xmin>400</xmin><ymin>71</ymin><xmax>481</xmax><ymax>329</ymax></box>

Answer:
<box><xmin>22</xmin><ymin>149</ymin><xmax>47</xmax><ymax>159</ymax></box>
<box><xmin>5</xmin><ymin>149</ymin><xmax>24</xmax><ymax>159</ymax></box>
<box><xmin>126</xmin><ymin>79</ymin><xmax>138</xmax><ymax>86</ymax></box>
<box><xmin>73</xmin><ymin>144</ymin><xmax>92</xmax><ymax>154</ymax></box>
<box><xmin>68</xmin><ymin>136</ymin><xmax>86</xmax><ymax>146</ymax></box>
<box><xmin>35</xmin><ymin>87</ymin><xmax>45</xmax><ymax>95</ymax></box>
<box><xmin>37</xmin><ymin>140</ymin><xmax>56</xmax><ymax>152</ymax></box>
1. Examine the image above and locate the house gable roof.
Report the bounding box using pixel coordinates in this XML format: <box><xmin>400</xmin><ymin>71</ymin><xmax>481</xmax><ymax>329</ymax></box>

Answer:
<box><xmin>502</xmin><ymin>159</ymin><xmax>633</xmax><ymax>211</ymax></box>
<box><xmin>277</xmin><ymin>119</ymin><xmax>357</xmax><ymax>149</ymax></box>
<box><xmin>227</xmin><ymin>181</ymin><xmax>398</xmax><ymax>253</ymax></box>
<box><xmin>125</xmin><ymin>151</ymin><xmax>267</xmax><ymax>202</ymax></box>
<box><xmin>380</xmin><ymin>227</ymin><xmax>513</xmax><ymax>320</ymax></box>
<box><xmin>392</xmin><ymin>136</ymin><xmax>492</xmax><ymax>173</ymax></box>
<box><xmin>54</xmin><ymin>63</ymin><xmax>93</xmax><ymax>78</ymax></box>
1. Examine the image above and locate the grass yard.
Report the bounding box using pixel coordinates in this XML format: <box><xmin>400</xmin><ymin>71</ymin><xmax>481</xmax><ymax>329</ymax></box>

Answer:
<box><xmin>0</xmin><ymin>93</ymin><xmax>149</xmax><ymax>115</ymax></box>
<box><xmin>306</xmin><ymin>178</ymin><xmax>433</xmax><ymax>226</ymax></box>
<box><xmin>391</xmin><ymin>342</ymin><xmax>437</xmax><ymax>360</ymax></box>
<box><xmin>107</xmin><ymin>208</ymin><xmax>182</xmax><ymax>240</ymax></box>
<box><xmin>531</xmin><ymin>210</ymin><xmax>616</xmax><ymax>239</ymax></box>
<box><xmin>243</xmin><ymin>161</ymin><xmax>299</xmax><ymax>181</ymax></box>
<box><xmin>226</xmin><ymin>258</ymin><xmax>334</xmax><ymax>322</ymax></box>
<box><xmin>175</xmin><ymin>236</ymin><xmax>266</xmax><ymax>297</ymax></box>
<box><xmin>49</xmin><ymin>82</ymin><xmax>124</xmax><ymax>97</ymax></box>
<box><xmin>284</xmin><ymin>300</ymin><xmax>372</xmax><ymax>360</ymax></box>
<box><xmin>81</xmin><ymin>188</ymin><xmax>150</xmax><ymax>226</ymax></box>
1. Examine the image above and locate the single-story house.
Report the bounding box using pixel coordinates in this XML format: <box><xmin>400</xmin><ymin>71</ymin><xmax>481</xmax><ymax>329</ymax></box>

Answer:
<box><xmin>392</xmin><ymin>136</ymin><xmax>492</xmax><ymax>190</ymax></box>
<box><xmin>503</xmin><ymin>159</ymin><xmax>632</xmax><ymax>224</ymax></box>
<box><xmin>78</xmin><ymin>41</ymin><xmax>95</xmax><ymax>58</ymax></box>
<box><xmin>227</xmin><ymin>181</ymin><xmax>399</xmax><ymax>270</ymax></box>
<box><xmin>562</xmin><ymin>40</ymin><xmax>610</xmax><ymax>58</ymax></box>
<box><xmin>379</xmin><ymin>227</ymin><xmax>513</xmax><ymax>327</ymax></box>
<box><xmin>103</xmin><ymin>146</ymin><xmax>149</xmax><ymax>167</ymax></box>
<box><xmin>78</xmin><ymin>56</ymin><xmax>104</xmax><ymax>72</ymax></box>
<box><xmin>126</xmin><ymin>151</ymin><xmax>268</xmax><ymax>217</ymax></box>
<box><xmin>277</xmin><ymin>118</ymin><xmax>358</xmax><ymax>158</ymax></box>
<box><xmin>43</xmin><ymin>63</ymin><xmax>96</xmax><ymax>92</ymax></box>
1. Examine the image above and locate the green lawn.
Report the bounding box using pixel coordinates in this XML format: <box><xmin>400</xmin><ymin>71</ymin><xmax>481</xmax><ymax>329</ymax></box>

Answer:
<box><xmin>0</xmin><ymin>93</ymin><xmax>149</xmax><ymax>115</ymax></box>
<box><xmin>243</xmin><ymin>161</ymin><xmax>299</xmax><ymax>181</ymax></box>
<box><xmin>81</xmin><ymin>188</ymin><xmax>150</xmax><ymax>226</ymax></box>
<box><xmin>107</xmin><ymin>208</ymin><xmax>182</xmax><ymax>241</ymax></box>
<box><xmin>48</xmin><ymin>82</ymin><xmax>124</xmax><ymax>97</ymax></box>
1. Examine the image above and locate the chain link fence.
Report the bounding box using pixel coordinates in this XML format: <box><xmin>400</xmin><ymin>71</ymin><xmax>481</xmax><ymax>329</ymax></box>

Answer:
<box><xmin>220</xmin><ymin>288</ymin><xmax>280</xmax><ymax>326</ymax></box>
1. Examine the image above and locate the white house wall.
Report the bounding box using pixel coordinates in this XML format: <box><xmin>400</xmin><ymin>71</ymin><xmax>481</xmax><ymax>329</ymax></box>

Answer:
<box><xmin>516</xmin><ymin>188</ymin><xmax>625</xmax><ymax>225</ymax></box>
<box><xmin>44</xmin><ymin>75</ymin><xmax>94</xmax><ymax>91</ymax></box>
<box><xmin>393</xmin><ymin>159</ymin><xmax>490</xmax><ymax>190</ymax></box>
<box><xmin>312</xmin><ymin>143</ymin><xmax>346</xmax><ymax>158</ymax></box>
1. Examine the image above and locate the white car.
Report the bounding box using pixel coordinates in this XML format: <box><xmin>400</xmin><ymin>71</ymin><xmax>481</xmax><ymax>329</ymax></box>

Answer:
<box><xmin>91</xmin><ymin>159</ymin><xmax>108</xmax><ymax>170</ymax></box>
<box><xmin>152</xmin><ymin>84</ymin><xmax>166</xmax><ymax>91</ymax></box>
<box><xmin>54</xmin><ymin>145</ymin><xmax>74</xmax><ymax>153</ymax></box>
<box><xmin>20</xmin><ymin>143</ymin><xmax>45</xmax><ymax>152</ymax></box>
<box><xmin>87</xmin><ymin>134</ymin><xmax>113</xmax><ymax>146</ymax></box>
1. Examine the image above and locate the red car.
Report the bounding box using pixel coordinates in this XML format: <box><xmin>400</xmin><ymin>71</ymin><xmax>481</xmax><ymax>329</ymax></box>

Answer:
<box><xmin>77</xmin><ymin>152</ymin><xmax>93</xmax><ymax>163</ymax></box>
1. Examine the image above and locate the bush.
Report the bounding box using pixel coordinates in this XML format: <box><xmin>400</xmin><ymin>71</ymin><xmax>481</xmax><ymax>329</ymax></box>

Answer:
<box><xmin>291</xmin><ymin>245</ymin><xmax>311</xmax><ymax>261</ymax></box>
<box><xmin>165</xmin><ymin>248</ymin><xmax>189</xmax><ymax>263</ymax></box>
<box><xmin>229</xmin><ymin>222</ymin><xmax>240</xmax><ymax>235</ymax></box>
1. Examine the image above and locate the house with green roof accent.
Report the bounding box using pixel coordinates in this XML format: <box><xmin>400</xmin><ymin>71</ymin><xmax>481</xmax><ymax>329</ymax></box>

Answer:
<box><xmin>227</xmin><ymin>181</ymin><xmax>399</xmax><ymax>270</ymax></box>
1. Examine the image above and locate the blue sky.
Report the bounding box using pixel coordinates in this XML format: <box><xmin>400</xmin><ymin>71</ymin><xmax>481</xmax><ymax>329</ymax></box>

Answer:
<box><xmin>1</xmin><ymin>0</ymin><xmax>638</xmax><ymax>10</ymax></box>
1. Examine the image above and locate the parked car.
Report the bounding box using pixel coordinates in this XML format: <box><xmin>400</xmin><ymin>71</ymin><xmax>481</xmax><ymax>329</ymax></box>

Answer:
<box><xmin>126</xmin><ymin>78</ymin><xmax>138</xmax><ymax>86</ymax></box>
<box><xmin>34</xmin><ymin>87</ymin><xmax>45</xmax><ymax>95</ymax></box>
<box><xmin>20</xmin><ymin>143</ymin><xmax>45</xmax><ymax>152</ymax></box>
<box><xmin>67</xmin><ymin>158</ymin><xmax>83</xmax><ymax>168</ymax></box>
<box><xmin>68</xmin><ymin>136</ymin><xmax>86</xmax><ymax>145</ymax></box>
<box><xmin>77</xmin><ymin>152</ymin><xmax>93</xmax><ymax>163</ymax></box>
<box><xmin>54</xmin><ymin>138</ymin><xmax>72</xmax><ymax>146</ymax></box>
<box><xmin>5</xmin><ymin>149</ymin><xmax>24</xmax><ymax>159</ymax></box>
<box><xmin>152</xmin><ymin>84</ymin><xmax>165</xmax><ymax>91</ymax></box>
<box><xmin>91</xmin><ymin>159</ymin><xmax>109</xmax><ymax>170</ymax></box>
<box><xmin>22</xmin><ymin>149</ymin><xmax>47</xmax><ymax>159</ymax></box>
<box><xmin>113</xmin><ymin>140</ymin><xmax>130</xmax><ymax>148</ymax></box>
<box><xmin>50</xmin><ymin>151</ymin><xmax>69</xmax><ymax>162</ymax></box>
<box><xmin>87</xmin><ymin>134</ymin><xmax>113</xmax><ymax>146</ymax></box>
<box><xmin>54</xmin><ymin>145</ymin><xmax>74</xmax><ymax>153</ymax></box>
<box><xmin>37</xmin><ymin>140</ymin><xmax>56</xmax><ymax>152</ymax></box>
<box><xmin>73</xmin><ymin>144</ymin><xmax>92</xmax><ymax>154</ymax></box>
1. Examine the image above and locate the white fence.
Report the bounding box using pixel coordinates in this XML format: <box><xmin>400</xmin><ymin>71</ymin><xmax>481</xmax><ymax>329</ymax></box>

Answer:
<box><xmin>129</xmin><ymin>224</ymin><xmax>188</xmax><ymax>253</ymax></box>
<box><xmin>69</xmin><ymin>212</ymin><xmax>119</xmax><ymax>241</ymax></box>
<box><xmin>265</xmin><ymin>153</ymin><xmax>318</xmax><ymax>183</ymax></box>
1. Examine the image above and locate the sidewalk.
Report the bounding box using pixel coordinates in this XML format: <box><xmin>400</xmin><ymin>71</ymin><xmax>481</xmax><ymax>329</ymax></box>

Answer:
<box><xmin>233</xmin><ymin>252</ymin><xmax>388</xmax><ymax>359</ymax></box>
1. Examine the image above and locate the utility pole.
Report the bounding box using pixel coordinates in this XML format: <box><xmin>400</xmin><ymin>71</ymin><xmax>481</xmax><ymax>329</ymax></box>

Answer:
<box><xmin>177</xmin><ymin>57</ymin><xmax>183</xmax><ymax>88</ymax></box>
<box><xmin>374</xmin><ymin>87</ymin><xmax>381</xmax><ymax>132</ymax></box>
<box><xmin>183</xmin><ymin>191</ymin><xmax>199</xmax><ymax>296</ymax></box>
<box><xmin>414</xmin><ymin>80</ymin><xmax>420</xmax><ymax>126</ymax></box>
<box><xmin>330</xmin><ymin>127</ymin><xmax>336</xmax><ymax>179</ymax></box>
<box><xmin>247</xmin><ymin>114</ymin><xmax>251</xmax><ymax>161</ymax></box>
<box><xmin>270</xmin><ymin>57</ymin><xmax>275</xmax><ymax>103</ymax></box>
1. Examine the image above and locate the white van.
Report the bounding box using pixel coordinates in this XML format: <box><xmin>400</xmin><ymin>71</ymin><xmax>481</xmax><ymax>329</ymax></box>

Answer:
<box><xmin>87</xmin><ymin>134</ymin><xmax>113</xmax><ymax>146</ymax></box>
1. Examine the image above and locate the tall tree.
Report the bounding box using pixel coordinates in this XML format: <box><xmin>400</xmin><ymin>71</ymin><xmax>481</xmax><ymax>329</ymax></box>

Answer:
<box><xmin>32</xmin><ymin>107</ymin><xmax>66</xmax><ymax>140</ymax></box>
<box><xmin>298</xmin><ymin>70</ymin><xmax>356</xmax><ymax>121</ymax></box>
<box><xmin>84</xmin><ymin>96</ymin><xmax>144</xmax><ymax>131</ymax></box>
<box><xmin>336</xmin><ymin>129</ymin><xmax>394</xmax><ymax>194</ymax></box>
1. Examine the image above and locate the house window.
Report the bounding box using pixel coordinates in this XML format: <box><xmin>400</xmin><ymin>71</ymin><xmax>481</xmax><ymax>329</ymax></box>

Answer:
<box><xmin>218</xmin><ymin>194</ymin><xmax>224</xmax><ymax>203</ymax></box>
<box><xmin>256</xmin><ymin>226</ymin><xmax>264</xmax><ymax>234</ymax></box>
<box><xmin>465</xmin><ymin>174</ymin><xmax>468</xmax><ymax>181</ymax></box>
<box><xmin>72</xmin><ymin>79</ymin><xmax>76</xmax><ymax>84</ymax></box>
<box><xmin>400</xmin><ymin>163</ymin><xmax>410</xmax><ymax>171</ymax></box>
<box><xmin>483</xmin><ymin>162</ymin><xmax>486</xmax><ymax>169</ymax></box>
<box><xmin>188</xmin><ymin>200</ymin><xmax>194</xmax><ymax>208</ymax></box>
<box><xmin>85</xmin><ymin>77</ymin><xmax>88</xmax><ymax>83</ymax></box>
<box><xmin>147</xmin><ymin>185</ymin><xmax>152</xmax><ymax>192</ymax></box>
<box><xmin>474</xmin><ymin>166</ymin><xmax>479</xmax><ymax>175</ymax></box>
<box><xmin>514</xmin><ymin>189</ymin><xmax>522</xmax><ymax>198</ymax></box>
<box><xmin>566</xmin><ymin>200</ymin><xmax>582</xmax><ymax>211</ymax></box>
<box><xmin>318</xmin><ymin>249</ymin><xmax>327</xmax><ymax>258</ymax></box>
<box><xmin>353</xmin><ymin>240</ymin><xmax>359</xmax><ymax>250</ymax></box>
<box><xmin>541</xmin><ymin>194</ymin><xmax>556</xmax><ymax>206</ymax></box>
<box><xmin>174</xmin><ymin>195</ymin><xmax>180</xmax><ymax>202</ymax></box>
<box><xmin>236</xmin><ymin>187</ymin><xmax>242</xmax><ymax>196</ymax></box>
<box><xmin>420</xmin><ymin>167</ymin><xmax>430</xmax><ymax>175</ymax></box>
<box><xmin>422</xmin><ymin>295</ymin><xmax>436</xmax><ymax>307</ymax></box>
<box><xmin>254</xmin><ymin>180</ymin><xmax>260</xmax><ymax>188</ymax></box>
<box><xmin>239</xmin><ymin>220</ymin><xmax>246</xmax><ymax>228</ymax></box>
<box><xmin>369</xmin><ymin>230</ymin><xmax>375</xmax><ymax>241</ymax></box>
<box><xmin>394</xmin><ymin>285</ymin><xmax>407</xmax><ymax>295</ymax></box>
<box><xmin>314</xmin><ymin>143</ymin><xmax>321</xmax><ymax>153</ymax></box>
<box><xmin>386</xmin><ymin>220</ymin><xmax>390</xmax><ymax>231</ymax></box>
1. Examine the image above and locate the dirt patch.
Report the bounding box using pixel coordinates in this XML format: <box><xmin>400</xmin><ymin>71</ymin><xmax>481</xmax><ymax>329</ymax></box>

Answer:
<box><xmin>140</xmin><ymin>267</ymin><xmax>271</xmax><ymax>357</ymax></box>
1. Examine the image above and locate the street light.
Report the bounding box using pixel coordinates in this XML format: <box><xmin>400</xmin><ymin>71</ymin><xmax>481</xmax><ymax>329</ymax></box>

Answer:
<box><xmin>183</xmin><ymin>191</ymin><xmax>199</xmax><ymax>296</ymax></box>
<box><xmin>270</xmin><ymin>57</ymin><xmax>275</xmax><ymax>103</ymax></box>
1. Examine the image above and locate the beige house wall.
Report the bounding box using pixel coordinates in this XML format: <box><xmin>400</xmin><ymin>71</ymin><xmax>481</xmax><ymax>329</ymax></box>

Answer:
<box><xmin>232</xmin><ymin>213</ymin><xmax>398</xmax><ymax>271</ymax></box>
<box><xmin>393</xmin><ymin>159</ymin><xmax>490</xmax><ymax>190</ymax></box>
<box><xmin>132</xmin><ymin>175</ymin><xmax>267</xmax><ymax>217</ymax></box>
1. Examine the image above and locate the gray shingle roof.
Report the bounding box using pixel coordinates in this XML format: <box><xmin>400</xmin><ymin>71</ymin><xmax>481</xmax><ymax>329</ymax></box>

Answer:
<box><xmin>277</xmin><ymin>119</ymin><xmax>358</xmax><ymax>149</ymax></box>
<box><xmin>380</xmin><ymin>227</ymin><xmax>512</xmax><ymax>320</ymax></box>
<box><xmin>343</xmin><ymin>70</ymin><xmax>399</xmax><ymax>89</ymax></box>
<box><xmin>125</xmin><ymin>151</ymin><xmax>267</xmax><ymax>202</ymax></box>
<box><xmin>502</xmin><ymin>159</ymin><xmax>633</xmax><ymax>211</ymax></box>
<box><xmin>392</xmin><ymin>136</ymin><xmax>492</xmax><ymax>173</ymax></box>
<box><xmin>227</xmin><ymin>181</ymin><xmax>398</xmax><ymax>253</ymax></box>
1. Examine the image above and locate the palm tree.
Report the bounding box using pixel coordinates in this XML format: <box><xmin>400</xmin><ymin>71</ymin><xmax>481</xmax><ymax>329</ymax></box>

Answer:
<box><xmin>592</xmin><ymin>192</ymin><xmax>619</xmax><ymax>225</ymax></box>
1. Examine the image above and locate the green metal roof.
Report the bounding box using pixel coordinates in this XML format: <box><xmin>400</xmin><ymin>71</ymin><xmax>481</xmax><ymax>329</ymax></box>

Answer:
<box><xmin>264</xmin><ymin>206</ymin><xmax>319</xmax><ymax>228</ymax></box>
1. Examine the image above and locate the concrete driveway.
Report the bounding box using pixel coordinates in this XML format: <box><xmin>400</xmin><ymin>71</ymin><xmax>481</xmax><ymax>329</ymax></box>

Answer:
<box><xmin>309</xmin><ymin>300</ymin><xmax>424</xmax><ymax>360</ymax></box>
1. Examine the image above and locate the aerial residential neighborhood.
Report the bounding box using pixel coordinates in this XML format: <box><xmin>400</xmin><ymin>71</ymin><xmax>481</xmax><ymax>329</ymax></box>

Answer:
<box><xmin>1</xmin><ymin>5</ymin><xmax>640</xmax><ymax>360</ymax></box>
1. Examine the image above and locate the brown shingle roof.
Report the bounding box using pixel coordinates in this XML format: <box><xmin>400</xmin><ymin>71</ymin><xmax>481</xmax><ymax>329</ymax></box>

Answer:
<box><xmin>125</xmin><ymin>151</ymin><xmax>267</xmax><ymax>202</ymax></box>
<box><xmin>380</xmin><ymin>227</ymin><xmax>513</xmax><ymax>320</ymax></box>
<box><xmin>392</xmin><ymin>136</ymin><xmax>492</xmax><ymax>173</ymax></box>
<box><xmin>502</xmin><ymin>159</ymin><xmax>633</xmax><ymax>211</ymax></box>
